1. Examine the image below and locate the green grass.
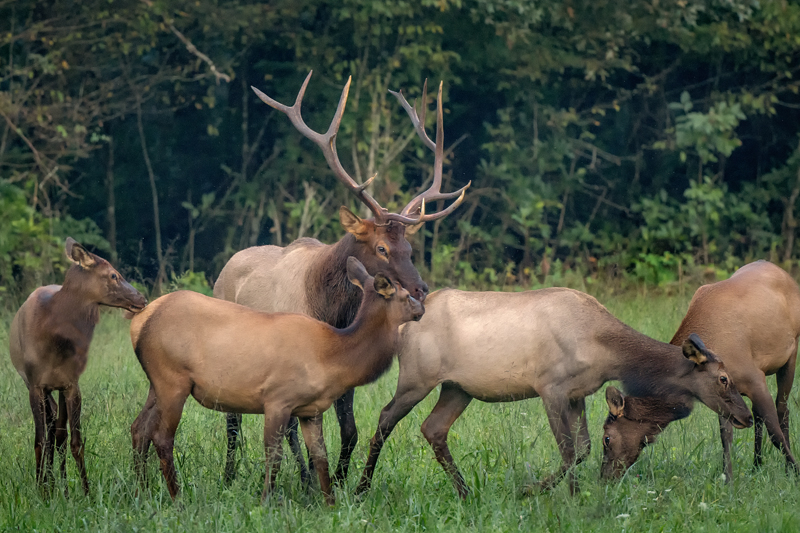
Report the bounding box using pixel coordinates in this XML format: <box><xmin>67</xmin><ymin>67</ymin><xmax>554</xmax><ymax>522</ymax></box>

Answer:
<box><xmin>1</xmin><ymin>291</ymin><xmax>799</xmax><ymax>532</ymax></box>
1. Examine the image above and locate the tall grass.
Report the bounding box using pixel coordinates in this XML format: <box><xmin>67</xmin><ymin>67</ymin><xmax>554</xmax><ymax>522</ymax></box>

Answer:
<box><xmin>1</xmin><ymin>292</ymin><xmax>798</xmax><ymax>532</ymax></box>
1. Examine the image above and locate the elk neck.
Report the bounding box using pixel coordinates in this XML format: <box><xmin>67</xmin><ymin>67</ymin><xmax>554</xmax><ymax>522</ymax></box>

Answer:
<box><xmin>599</xmin><ymin>321</ymin><xmax>699</xmax><ymax>402</ymax></box>
<box><xmin>328</xmin><ymin>292</ymin><xmax>399</xmax><ymax>390</ymax></box>
<box><xmin>45</xmin><ymin>267</ymin><xmax>102</xmax><ymax>355</ymax></box>
<box><xmin>305</xmin><ymin>234</ymin><xmax>363</xmax><ymax>328</ymax></box>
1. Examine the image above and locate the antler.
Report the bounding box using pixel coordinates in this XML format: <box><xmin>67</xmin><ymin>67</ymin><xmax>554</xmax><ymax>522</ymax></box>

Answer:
<box><xmin>389</xmin><ymin>80</ymin><xmax>471</xmax><ymax>223</ymax></box>
<box><xmin>252</xmin><ymin>71</ymin><xmax>468</xmax><ymax>226</ymax></box>
<box><xmin>251</xmin><ymin>71</ymin><xmax>390</xmax><ymax>220</ymax></box>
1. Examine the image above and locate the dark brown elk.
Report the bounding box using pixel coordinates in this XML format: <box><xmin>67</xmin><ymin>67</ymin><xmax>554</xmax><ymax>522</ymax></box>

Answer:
<box><xmin>355</xmin><ymin>287</ymin><xmax>752</xmax><ymax>498</ymax></box>
<box><xmin>129</xmin><ymin>257</ymin><xmax>424</xmax><ymax>505</ymax></box>
<box><xmin>214</xmin><ymin>72</ymin><xmax>468</xmax><ymax>484</ymax></box>
<box><xmin>9</xmin><ymin>237</ymin><xmax>146</xmax><ymax>496</ymax></box>
<box><xmin>601</xmin><ymin>260</ymin><xmax>800</xmax><ymax>480</ymax></box>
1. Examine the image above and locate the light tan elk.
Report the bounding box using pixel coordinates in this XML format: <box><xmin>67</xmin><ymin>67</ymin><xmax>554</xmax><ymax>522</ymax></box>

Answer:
<box><xmin>129</xmin><ymin>257</ymin><xmax>424</xmax><ymax>505</ymax></box>
<box><xmin>9</xmin><ymin>237</ymin><xmax>146</xmax><ymax>496</ymax></box>
<box><xmin>601</xmin><ymin>260</ymin><xmax>800</xmax><ymax>480</ymax></box>
<box><xmin>355</xmin><ymin>287</ymin><xmax>753</xmax><ymax>498</ymax></box>
<box><xmin>215</xmin><ymin>71</ymin><xmax>468</xmax><ymax>484</ymax></box>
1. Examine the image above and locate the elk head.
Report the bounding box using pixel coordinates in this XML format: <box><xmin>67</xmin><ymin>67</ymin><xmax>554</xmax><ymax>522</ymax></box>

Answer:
<box><xmin>64</xmin><ymin>237</ymin><xmax>147</xmax><ymax>314</ymax></box>
<box><xmin>680</xmin><ymin>334</ymin><xmax>752</xmax><ymax>429</ymax></box>
<box><xmin>599</xmin><ymin>386</ymin><xmax>692</xmax><ymax>480</ymax></box>
<box><xmin>600</xmin><ymin>334</ymin><xmax>753</xmax><ymax>480</ymax></box>
<box><xmin>251</xmin><ymin>72</ymin><xmax>470</xmax><ymax>301</ymax></box>
<box><xmin>346</xmin><ymin>256</ymin><xmax>424</xmax><ymax>323</ymax></box>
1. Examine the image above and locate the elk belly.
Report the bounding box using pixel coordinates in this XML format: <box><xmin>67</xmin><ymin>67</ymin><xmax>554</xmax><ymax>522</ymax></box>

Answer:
<box><xmin>189</xmin><ymin>381</ymin><xmax>267</xmax><ymax>414</ymax></box>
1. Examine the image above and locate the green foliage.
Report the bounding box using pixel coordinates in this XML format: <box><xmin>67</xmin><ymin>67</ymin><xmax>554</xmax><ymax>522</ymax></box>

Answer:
<box><xmin>169</xmin><ymin>271</ymin><xmax>213</xmax><ymax>296</ymax></box>
<box><xmin>4</xmin><ymin>0</ymin><xmax>800</xmax><ymax>290</ymax></box>
<box><xmin>665</xmin><ymin>92</ymin><xmax>746</xmax><ymax>164</ymax></box>
<box><xmin>0</xmin><ymin>181</ymin><xmax>108</xmax><ymax>302</ymax></box>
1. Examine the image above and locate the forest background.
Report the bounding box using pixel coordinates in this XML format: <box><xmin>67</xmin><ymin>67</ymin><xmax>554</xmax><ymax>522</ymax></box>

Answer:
<box><xmin>3</xmin><ymin>0</ymin><xmax>800</xmax><ymax>302</ymax></box>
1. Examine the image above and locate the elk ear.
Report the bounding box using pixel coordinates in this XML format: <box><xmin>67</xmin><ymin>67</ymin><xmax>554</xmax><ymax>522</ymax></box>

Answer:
<box><xmin>373</xmin><ymin>274</ymin><xmax>396</xmax><ymax>299</ymax></box>
<box><xmin>683</xmin><ymin>333</ymin><xmax>709</xmax><ymax>365</ymax></box>
<box><xmin>346</xmin><ymin>256</ymin><xmax>370</xmax><ymax>291</ymax></box>
<box><xmin>606</xmin><ymin>386</ymin><xmax>625</xmax><ymax>418</ymax></box>
<box><xmin>340</xmin><ymin>206</ymin><xmax>370</xmax><ymax>241</ymax></box>
<box><xmin>65</xmin><ymin>237</ymin><xmax>96</xmax><ymax>268</ymax></box>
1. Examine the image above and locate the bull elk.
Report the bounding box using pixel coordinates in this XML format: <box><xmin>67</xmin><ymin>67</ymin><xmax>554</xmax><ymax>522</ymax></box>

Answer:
<box><xmin>355</xmin><ymin>287</ymin><xmax>753</xmax><ymax>498</ymax></box>
<box><xmin>214</xmin><ymin>71</ymin><xmax>468</xmax><ymax>484</ymax></box>
<box><xmin>601</xmin><ymin>260</ymin><xmax>800</xmax><ymax>480</ymax></box>
<box><xmin>129</xmin><ymin>257</ymin><xmax>424</xmax><ymax>505</ymax></box>
<box><xmin>9</xmin><ymin>237</ymin><xmax>146</xmax><ymax>496</ymax></box>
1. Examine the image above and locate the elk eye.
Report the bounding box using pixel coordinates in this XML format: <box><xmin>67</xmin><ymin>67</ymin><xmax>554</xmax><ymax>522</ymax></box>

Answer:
<box><xmin>111</xmin><ymin>273</ymin><xmax>118</xmax><ymax>281</ymax></box>
<box><xmin>603</xmin><ymin>435</ymin><xmax>610</xmax><ymax>447</ymax></box>
<box><xmin>720</xmin><ymin>375</ymin><xmax>728</xmax><ymax>386</ymax></box>
<box><xmin>377</xmin><ymin>245</ymin><xmax>388</xmax><ymax>256</ymax></box>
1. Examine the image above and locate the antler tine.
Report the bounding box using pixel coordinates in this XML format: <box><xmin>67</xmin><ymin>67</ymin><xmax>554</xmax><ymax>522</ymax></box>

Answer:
<box><xmin>251</xmin><ymin>71</ymin><xmax>386</xmax><ymax>219</ymax></box>
<box><xmin>388</xmin><ymin>80</ymin><xmax>435</xmax><ymax>151</ymax></box>
<box><xmin>392</xmin><ymin>80</ymin><xmax>471</xmax><ymax>222</ymax></box>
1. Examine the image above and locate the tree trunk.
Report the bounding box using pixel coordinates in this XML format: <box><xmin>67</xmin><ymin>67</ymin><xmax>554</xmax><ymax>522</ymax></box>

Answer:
<box><xmin>782</xmin><ymin>143</ymin><xmax>800</xmax><ymax>262</ymax></box>
<box><xmin>106</xmin><ymin>137</ymin><xmax>117</xmax><ymax>263</ymax></box>
<box><xmin>135</xmin><ymin>96</ymin><xmax>166</xmax><ymax>293</ymax></box>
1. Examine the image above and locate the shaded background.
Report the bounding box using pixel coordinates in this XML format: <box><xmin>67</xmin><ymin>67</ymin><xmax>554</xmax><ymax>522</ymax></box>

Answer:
<box><xmin>3</xmin><ymin>0</ymin><xmax>800</xmax><ymax>301</ymax></box>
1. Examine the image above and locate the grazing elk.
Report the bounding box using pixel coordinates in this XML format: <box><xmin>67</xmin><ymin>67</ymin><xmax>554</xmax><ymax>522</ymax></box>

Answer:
<box><xmin>215</xmin><ymin>71</ymin><xmax>468</xmax><ymax>484</ymax></box>
<box><xmin>129</xmin><ymin>257</ymin><xmax>424</xmax><ymax>505</ymax></box>
<box><xmin>601</xmin><ymin>260</ymin><xmax>800</xmax><ymax>480</ymax></box>
<box><xmin>9</xmin><ymin>237</ymin><xmax>146</xmax><ymax>496</ymax></box>
<box><xmin>355</xmin><ymin>287</ymin><xmax>752</xmax><ymax>498</ymax></box>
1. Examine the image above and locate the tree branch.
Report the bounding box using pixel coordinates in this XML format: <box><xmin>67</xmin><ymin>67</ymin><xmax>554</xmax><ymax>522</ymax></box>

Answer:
<box><xmin>140</xmin><ymin>0</ymin><xmax>231</xmax><ymax>84</ymax></box>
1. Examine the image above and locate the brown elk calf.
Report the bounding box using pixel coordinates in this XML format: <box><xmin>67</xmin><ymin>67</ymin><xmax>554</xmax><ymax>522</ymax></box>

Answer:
<box><xmin>9</xmin><ymin>238</ymin><xmax>146</xmax><ymax>495</ymax></box>
<box><xmin>601</xmin><ymin>260</ymin><xmax>800</xmax><ymax>480</ymax></box>
<box><xmin>355</xmin><ymin>288</ymin><xmax>752</xmax><ymax>498</ymax></box>
<box><xmin>129</xmin><ymin>257</ymin><xmax>423</xmax><ymax>505</ymax></box>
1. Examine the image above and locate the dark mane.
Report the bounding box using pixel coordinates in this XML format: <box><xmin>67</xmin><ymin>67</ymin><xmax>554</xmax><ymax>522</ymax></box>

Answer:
<box><xmin>305</xmin><ymin>234</ymin><xmax>363</xmax><ymax>328</ymax></box>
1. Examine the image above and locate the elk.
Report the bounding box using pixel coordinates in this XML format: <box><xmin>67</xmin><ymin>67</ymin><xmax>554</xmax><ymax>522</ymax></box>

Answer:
<box><xmin>214</xmin><ymin>71</ymin><xmax>468</xmax><ymax>484</ymax></box>
<box><xmin>600</xmin><ymin>260</ymin><xmax>800</xmax><ymax>480</ymax></box>
<box><xmin>129</xmin><ymin>257</ymin><xmax>424</xmax><ymax>505</ymax></box>
<box><xmin>9</xmin><ymin>237</ymin><xmax>146</xmax><ymax>496</ymax></box>
<box><xmin>355</xmin><ymin>287</ymin><xmax>753</xmax><ymax>498</ymax></box>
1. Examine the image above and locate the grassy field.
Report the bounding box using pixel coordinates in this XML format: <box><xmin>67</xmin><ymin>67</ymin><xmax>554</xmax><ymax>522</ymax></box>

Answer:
<box><xmin>1</xmin><ymin>289</ymin><xmax>799</xmax><ymax>532</ymax></box>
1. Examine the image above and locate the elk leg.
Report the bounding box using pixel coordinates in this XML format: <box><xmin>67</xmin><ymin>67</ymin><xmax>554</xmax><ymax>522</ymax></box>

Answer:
<box><xmin>131</xmin><ymin>386</ymin><xmax>158</xmax><ymax>489</ymax></box>
<box><xmin>356</xmin><ymin>382</ymin><xmax>434</xmax><ymax>494</ymax></box>
<box><xmin>64</xmin><ymin>385</ymin><xmax>90</xmax><ymax>495</ymax></box>
<box><xmin>299</xmin><ymin>415</ymin><xmax>333</xmax><ymax>505</ymax></box>
<box><xmin>29</xmin><ymin>387</ymin><xmax>51</xmax><ymax>494</ymax></box>
<box><xmin>151</xmin><ymin>387</ymin><xmax>190</xmax><ymax>500</ymax></box>
<box><xmin>529</xmin><ymin>395</ymin><xmax>583</xmax><ymax>495</ymax></box>
<box><xmin>718</xmin><ymin>415</ymin><xmax>734</xmax><ymax>482</ymax></box>
<box><xmin>776</xmin><ymin>351</ymin><xmax>797</xmax><ymax>463</ymax></box>
<box><xmin>224</xmin><ymin>412</ymin><xmax>242</xmax><ymax>484</ymax></box>
<box><xmin>753</xmin><ymin>411</ymin><xmax>764</xmax><ymax>469</ymax></box>
<box><xmin>261</xmin><ymin>407</ymin><xmax>291</xmax><ymax>503</ymax></box>
<box><xmin>55</xmin><ymin>392</ymin><xmax>69</xmax><ymax>494</ymax></box>
<box><xmin>420</xmin><ymin>382</ymin><xmax>473</xmax><ymax>499</ymax></box>
<box><xmin>570</xmin><ymin>399</ymin><xmax>591</xmax><ymax>493</ymax></box>
<box><xmin>285</xmin><ymin>416</ymin><xmax>312</xmax><ymax>489</ymax></box>
<box><xmin>44</xmin><ymin>392</ymin><xmax>58</xmax><ymax>492</ymax></box>
<box><xmin>332</xmin><ymin>388</ymin><xmax>357</xmax><ymax>485</ymax></box>
<box><xmin>751</xmin><ymin>380</ymin><xmax>797</xmax><ymax>472</ymax></box>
